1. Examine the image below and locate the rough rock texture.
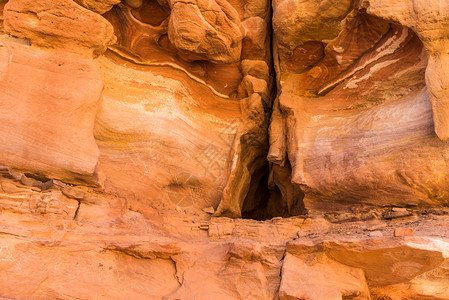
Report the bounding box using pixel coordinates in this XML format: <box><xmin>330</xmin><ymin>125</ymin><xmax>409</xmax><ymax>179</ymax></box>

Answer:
<box><xmin>1</xmin><ymin>0</ymin><xmax>449</xmax><ymax>298</ymax></box>
<box><xmin>167</xmin><ymin>0</ymin><xmax>244</xmax><ymax>63</ymax></box>
<box><xmin>270</xmin><ymin>0</ymin><xmax>449</xmax><ymax>209</ymax></box>
<box><xmin>0</xmin><ymin>41</ymin><xmax>102</xmax><ymax>182</ymax></box>
<box><xmin>2</xmin><ymin>168</ymin><xmax>449</xmax><ymax>299</ymax></box>
<box><xmin>100</xmin><ymin>0</ymin><xmax>275</xmax><ymax>218</ymax></box>
<box><xmin>366</xmin><ymin>0</ymin><xmax>449</xmax><ymax>141</ymax></box>
<box><xmin>4</xmin><ymin>0</ymin><xmax>116</xmax><ymax>57</ymax></box>
<box><xmin>74</xmin><ymin>0</ymin><xmax>121</xmax><ymax>14</ymax></box>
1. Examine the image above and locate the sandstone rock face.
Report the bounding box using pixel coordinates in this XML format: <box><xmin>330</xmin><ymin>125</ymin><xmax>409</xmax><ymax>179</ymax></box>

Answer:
<box><xmin>100</xmin><ymin>0</ymin><xmax>275</xmax><ymax>218</ymax></box>
<box><xmin>0</xmin><ymin>41</ymin><xmax>102</xmax><ymax>182</ymax></box>
<box><xmin>167</xmin><ymin>0</ymin><xmax>244</xmax><ymax>63</ymax></box>
<box><xmin>1</xmin><ymin>0</ymin><xmax>449</xmax><ymax>298</ymax></box>
<box><xmin>94</xmin><ymin>53</ymin><xmax>241</xmax><ymax>211</ymax></box>
<box><xmin>1</xmin><ymin>171</ymin><xmax>449</xmax><ymax>299</ymax></box>
<box><xmin>4</xmin><ymin>0</ymin><xmax>116</xmax><ymax>57</ymax></box>
<box><xmin>270</xmin><ymin>0</ymin><xmax>449</xmax><ymax>209</ymax></box>
<box><xmin>367</xmin><ymin>0</ymin><xmax>449</xmax><ymax>140</ymax></box>
<box><xmin>280</xmin><ymin>251</ymin><xmax>371</xmax><ymax>299</ymax></box>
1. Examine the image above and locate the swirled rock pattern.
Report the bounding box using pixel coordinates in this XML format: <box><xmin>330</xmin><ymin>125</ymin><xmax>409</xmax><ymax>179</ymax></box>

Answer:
<box><xmin>99</xmin><ymin>0</ymin><xmax>275</xmax><ymax>218</ymax></box>
<box><xmin>0</xmin><ymin>0</ymin><xmax>449</xmax><ymax>298</ymax></box>
<box><xmin>367</xmin><ymin>0</ymin><xmax>449</xmax><ymax>140</ymax></box>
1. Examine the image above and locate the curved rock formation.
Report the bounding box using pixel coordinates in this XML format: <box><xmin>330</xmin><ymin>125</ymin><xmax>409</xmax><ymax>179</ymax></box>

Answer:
<box><xmin>167</xmin><ymin>0</ymin><xmax>244</xmax><ymax>63</ymax></box>
<box><xmin>366</xmin><ymin>0</ymin><xmax>449</xmax><ymax>140</ymax></box>
<box><xmin>98</xmin><ymin>0</ymin><xmax>277</xmax><ymax>218</ymax></box>
<box><xmin>270</xmin><ymin>0</ymin><xmax>449</xmax><ymax>210</ymax></box>
<box><xmin>0</xmin><ymin>0</ymin><xmax>449</xmax><ymax>298</ymax></box>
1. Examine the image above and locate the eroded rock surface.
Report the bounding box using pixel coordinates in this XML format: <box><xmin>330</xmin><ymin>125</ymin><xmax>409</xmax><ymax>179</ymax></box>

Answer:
<box><xmin>0</xmin><ymin>0</ymin><xmax>449</xmax><ymax>298</ymax></box>
<box><xmin>0</xmin><ymin>41</ymin><xmax>102</xmax><ymax>182</ymax></box>
<box><xmin>366</xmin><ymin>0</ymin><xmax>449</xmax><ymax>141</ymax></box>
<box><xmin>100</xmin><ymin>0</ymin><xmax>275</xmax><ymax>218</ymax></box>
<box><xmin>2</xmin><ymin>168</ymin><xmax>449</xmax><ymax>299</ymax></box>
<box><xmin>4</xmin><ymin>0</ymin><xmax>116</xmax><ymax>57</ymax></box>
<box><xmin>270</xmin><ymin>0</ymin><xmax>449</xmax><ymax>209</ymax></box>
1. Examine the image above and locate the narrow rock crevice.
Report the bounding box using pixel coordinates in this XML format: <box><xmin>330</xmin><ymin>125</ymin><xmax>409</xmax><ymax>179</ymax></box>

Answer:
<box><xmin>239</xmin><ymin>0</ymin><xmax>307</xmax><ymax>220</ymax></box>
<box><xmin>73</xmin><ymin>200</ymin><xmax>81</xmax><ymax>220</ymax></box>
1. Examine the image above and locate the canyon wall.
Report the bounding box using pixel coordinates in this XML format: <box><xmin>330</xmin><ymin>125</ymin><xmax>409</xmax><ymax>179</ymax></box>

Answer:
<box><xmin>0</xmin><ymin>0</ymin><xmax>449</xmax><ymax>299</ymax></box>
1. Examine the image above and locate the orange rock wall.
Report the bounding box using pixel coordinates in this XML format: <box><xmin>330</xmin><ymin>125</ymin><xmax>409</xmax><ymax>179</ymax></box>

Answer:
<box><xmin>0</xmin><ymin>0</ymin><xmax>449</xmax><ymax>299</ymax></box>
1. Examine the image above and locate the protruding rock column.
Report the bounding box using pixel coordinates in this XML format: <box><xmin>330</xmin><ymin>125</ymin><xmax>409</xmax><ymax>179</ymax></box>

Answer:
<box><xmin>427</xmin><ymin>50</ymin><xmax>449</xmax><ymax>140</ymax></box>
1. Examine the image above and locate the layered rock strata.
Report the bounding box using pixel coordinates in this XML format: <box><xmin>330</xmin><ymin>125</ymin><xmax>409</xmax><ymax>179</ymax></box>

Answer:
<box><xmin>1</xmin><ymin>0</ymin><xmax>279</xmax><ymax>219</ymax></box>
<box><xmin>270</xmin><ymin>0</ymin><xmax>449</xmax><ymax>210</ymax></box>
<box><xmin>0</xmin><ymin>0</ymin><xmax>449</xmax><ymax>298</ymax></box>
<box><xmin>1</xmin><ymin>170</ymin><xmax>449</xmax><ymax>299</ymax></box>
<box><xmin>99</xmin><ymin>0</ymin><xmax>277</xmax><ymax>218</ymax></box>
